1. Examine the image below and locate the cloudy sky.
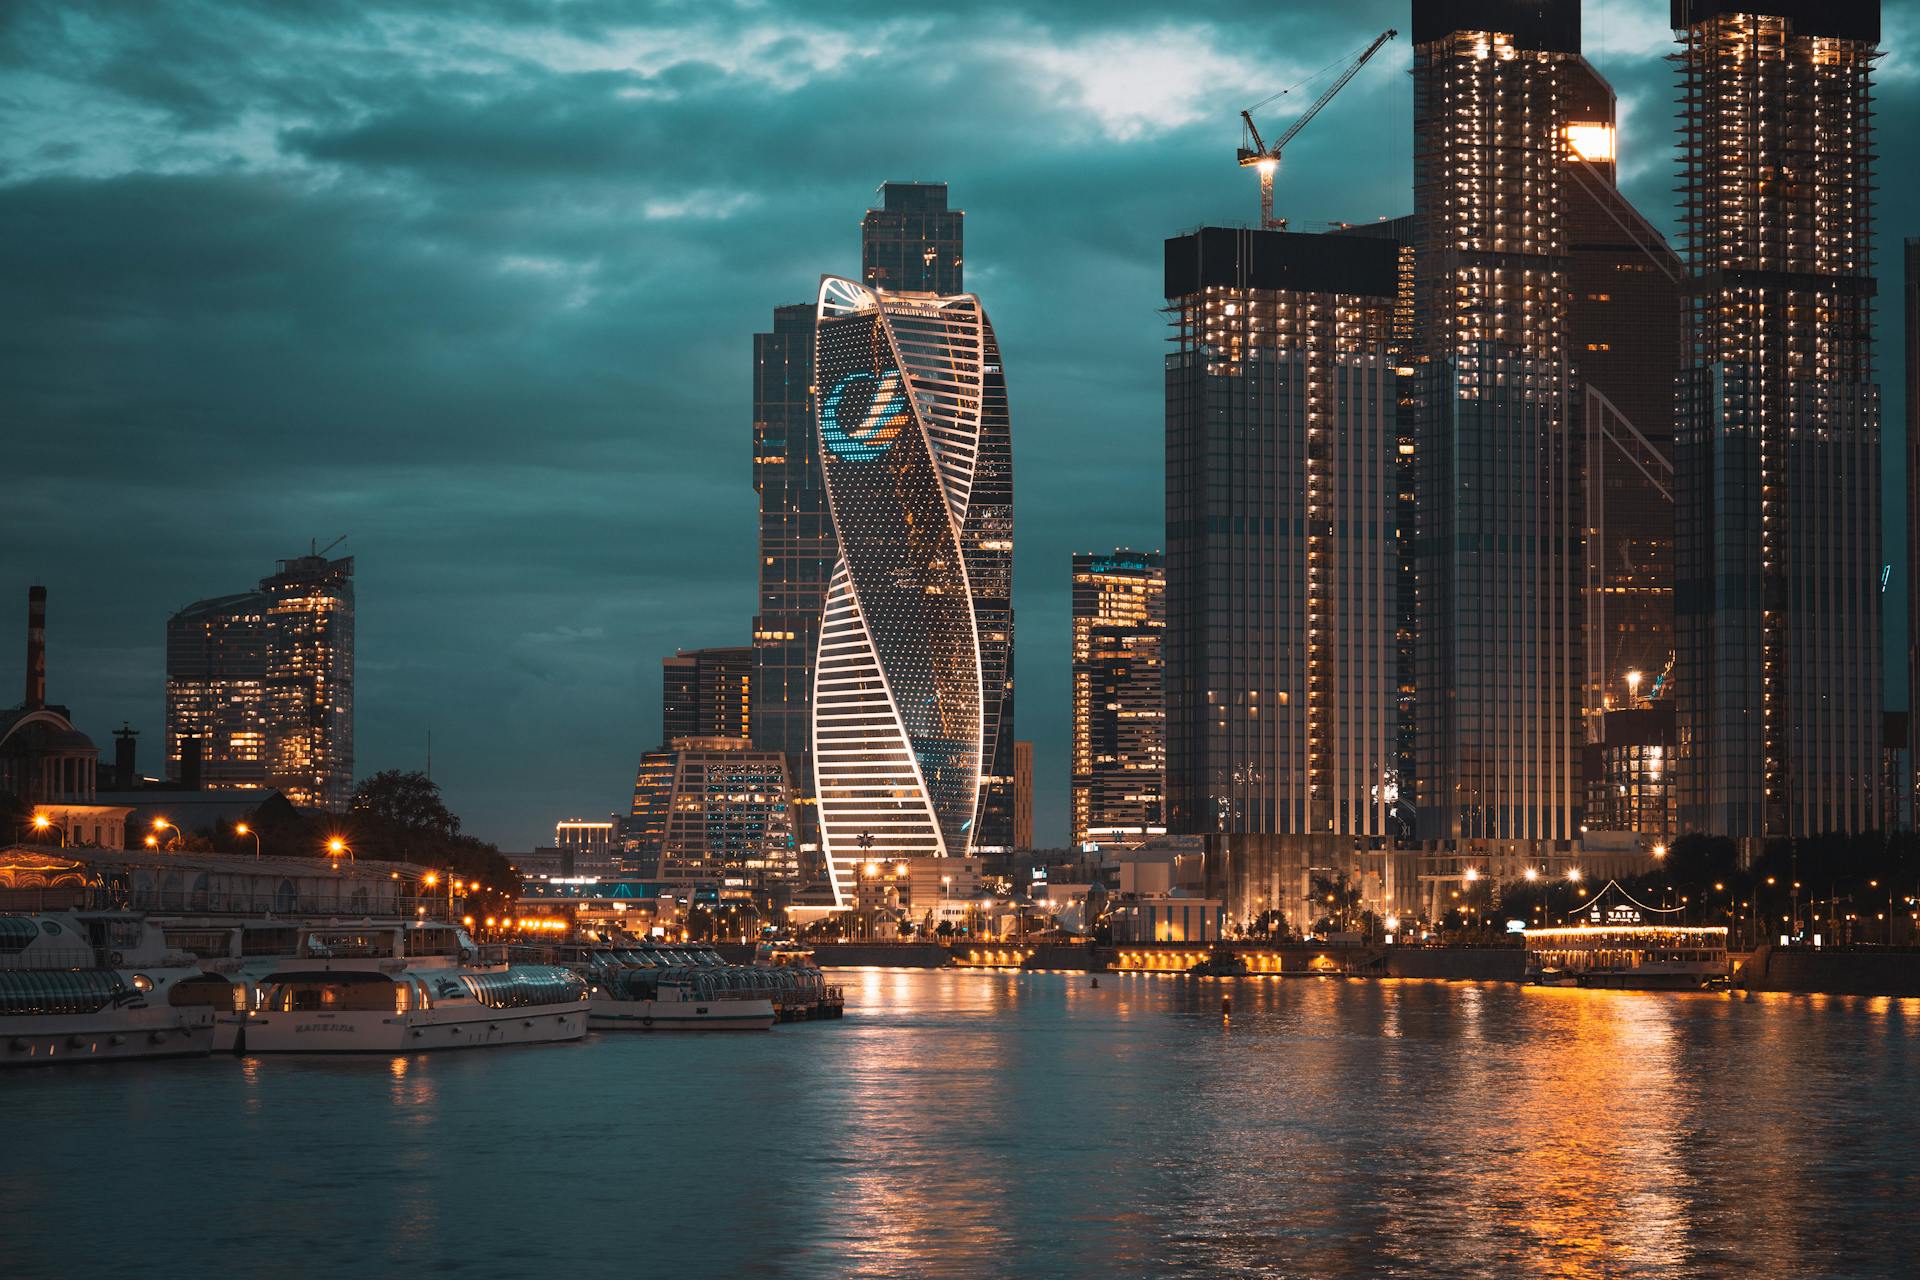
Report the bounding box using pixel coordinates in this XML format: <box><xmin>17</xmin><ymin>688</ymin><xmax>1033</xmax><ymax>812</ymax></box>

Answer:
<box><xmin>3</xmin><ymin>0</ymin><xmax>1916</xmax><ymax>849</ymax></box>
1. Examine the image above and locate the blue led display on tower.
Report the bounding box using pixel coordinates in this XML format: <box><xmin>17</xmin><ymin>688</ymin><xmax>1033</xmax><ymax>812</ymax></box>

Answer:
<box><xmin>820</xmin><ymin>368</ymin><xmax>910</xmax><ymax>461</ymax></box>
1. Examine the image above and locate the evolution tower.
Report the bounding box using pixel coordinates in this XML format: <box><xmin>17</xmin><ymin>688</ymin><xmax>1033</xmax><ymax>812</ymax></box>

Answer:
<box><xmin>810</xmin><ymin>276</ymin><xmax>1008</xmax><ymax>904</ymax></box>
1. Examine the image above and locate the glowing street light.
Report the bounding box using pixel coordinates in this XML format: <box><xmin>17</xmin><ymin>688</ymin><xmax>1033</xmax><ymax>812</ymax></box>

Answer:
<box><xmin>1523</xmin><ymin>867</ymin><xmax>1540</xmax><ymax>882</ymax></box>
<box><xmin>1567</xmin><ymin>868</ymin><xmax>1583</xmax><ymax>883</ymax></box>
<box><xmin>30</xmin><ymin>813</ymin><xmax>65</xmax><ymax>847</ymax></box>
<box><xmin>151</xmin><ymin>817</ymin><xmax>182</xmax><ymax>850</ymax></box>
<box><xmin>235</xmin><ymin>823</ymin><xmax>262</xmax><ymax>859</ymax></box>
<box><xmin>1463</xmin><ymin>867</ymin><xmax>1480</xmax><ymax>884</ymax></box>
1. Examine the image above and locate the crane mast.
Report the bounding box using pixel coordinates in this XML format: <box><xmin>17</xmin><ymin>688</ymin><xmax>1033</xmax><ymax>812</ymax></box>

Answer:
<box><xmin>1237</xmin><ymin>28</ymin><xmax>1397</xmax><ymax>230</ymax></box>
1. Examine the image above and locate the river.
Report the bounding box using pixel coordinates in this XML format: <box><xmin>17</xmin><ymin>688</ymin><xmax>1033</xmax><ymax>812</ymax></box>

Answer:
<box><xmin>5</xmin><ymin>970</ymin><xmax>1916</xmax><ymax>1278</ymax></box>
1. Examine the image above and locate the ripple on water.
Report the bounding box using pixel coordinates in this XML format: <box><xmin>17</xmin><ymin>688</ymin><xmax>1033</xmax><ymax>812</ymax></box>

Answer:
<box><xmin>1</xmin><ymin>973</ymin><xmax>1916</xmax><ymax>1279</ymax></box>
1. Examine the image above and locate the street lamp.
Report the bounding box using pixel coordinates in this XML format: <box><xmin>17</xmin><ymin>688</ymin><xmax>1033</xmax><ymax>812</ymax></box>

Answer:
<box><xmin>325</xmin><ymin>836</ymin><xmax>354</xmax><ymax>865</ymax></box>
<box><xmin>151</xmin><ymin>817</ymin><xmax>182</xmax><ymax>850</ymax></box>
<box><xmin>235</xmin><ymin>822</ymin><xmax>261</xmax><ymax>859</ymax></box>
<box><xmin>30</xmin><ymin>813</ymin><xmax>65</xmax><ymax>847</ymax></box>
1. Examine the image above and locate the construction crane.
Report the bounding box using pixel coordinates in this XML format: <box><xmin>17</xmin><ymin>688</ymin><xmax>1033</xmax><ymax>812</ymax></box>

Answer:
<box><xmin>1238</xmin><ymin>28</ymin><xmax>1397</xmax><ymax>230</ymax></box>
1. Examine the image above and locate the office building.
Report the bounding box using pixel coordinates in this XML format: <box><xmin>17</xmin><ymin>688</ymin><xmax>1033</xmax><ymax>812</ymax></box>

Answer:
<box><xmin>1013</xmin><ymin>739</ymin><xmax>1034</xmax><ymax>849</ymax></box>
<box><xmin>753</xmin><ymin>183</ymin><xmax>1009</xmax><ymax>864</ymax></box>
<box><xmin>752</xmin><ymin>301</ymin><xmax>830</xmax><ymax>862</ymax></box>
<box><xmin>167</xmin><ymin>549</ymin><xmax>354</xmax><ymax>809</ymax></box>
<box><xmin>1909</xmin><ymin>238</ymin><xmax>1918</xmax><ymax>821</ymax></box>
<box><xmin>1071</xmin><ymin>550</ymin><xmax>1166</xmax><ymax>848</ymax></box>
<box><xmin>861</xmin><ymin>182</ymin><xmax>964</xmax><ymax>294</ymax></box>
<box><xmin>1163</xmin><ymin>227</ymin><xmax>1403</xmax><ymax>923</ymax></box>
<box><xmin>1672</xmin><ymin>0</ymin><xmax>1883</xmax><ymax>840</ymax></box>
<box><xmin>811</xmin><ymin>275</ymin><xmax>1007</xmax><ymax>904</ymax></box>
<box><xmin>627</xmin><ymin>737</ymin><xmax>798</xmax><ymax>892</ymax></box>
<box><xmin>165</xmin><ymin>593</ymin><xmax>267</xmax><ymax>790</ymax></box>
<box><xmin>1557</xmin><ymin>49</ymin><xmax>1687</xmax><ymax>842</ymax></box>
<box><xmin>1409</xmin><ymin>2</ymin><xmax>1583</xmax><ymax>861</ymax></box>
<box><xmin>662</xmin><ymin>646</ymin><xmax>753</xmax><ymax>742</ymax></box>
<box><xmin>860</xmin><ymin>183</ymin><xmax>1014</xmax><ymax>851</ymax></box>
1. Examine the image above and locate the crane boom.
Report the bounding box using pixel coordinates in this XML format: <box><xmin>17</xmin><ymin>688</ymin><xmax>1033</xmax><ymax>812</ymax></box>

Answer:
<box><xmin>1271</xmin><ymin>27</ymin><xmax>1396</xmax><ymax>156</ymax></box>
<box><xmin>1237</xmin><ymin>27</ymin><xmax>1397</xmax><ymax>229</ymax></box>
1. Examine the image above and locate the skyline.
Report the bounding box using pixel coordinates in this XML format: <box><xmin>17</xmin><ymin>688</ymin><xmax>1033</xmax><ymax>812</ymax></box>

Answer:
<box><xmin>4</xmin><ymin>0</ymin><xmax>1918</xmax><ymax>850</ymax></box>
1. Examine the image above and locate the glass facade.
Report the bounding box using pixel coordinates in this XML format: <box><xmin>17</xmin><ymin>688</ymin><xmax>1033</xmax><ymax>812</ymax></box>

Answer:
<box><xmin>1071</xmin><ymin>551</ymin><xmax>1165</xmax><ymax>848</ymax></box>
<box><xmin>166</xmin><ymin>552</ymin><xmax>353</xmax><ymax>809</ymax></box>
<box><xmin>1673</xmin><ymin>2</ymin><xmax>1883</xmax><ymax>840</ymax></box>
<box><xmin>812</xmin><ymin>277</ymin><xmax>1004</xmax><ymax>904</ymax></box>
<box><xmin>626</xmin><ymin>737</ymin><xmax>798</xmax><ymax>889</ymax></box>
<box><xmin>1562</xmin><ymin>57</ymin><xmax>1684</xmax><ymax>796</ymax></box>
<box><xmin>1411</xmin><ymin>15</ymin><xmax>1584</xmax><ymax>850</ymax></box>
<box><xmin>662</xmin><ymin>646</ymin><xmax>752</xmax><ymax>741</ymax></box>
<box><xmin>260</xmin><ymin>554</ymin><xmax>355</xmax><ymax>810</ymax></box>
<box><xmin>861</xmin><ymin>182</ymin><xmax>963</xmax><ymax>294</ymax></box>
<box><xmin>1163</xmin><ymin>228</ymin><xmax>1403</xmax><ymax>920</ymax></box>
<box><xmin>165</xmin><ymin>591</ymin><xmax>268</xmax><ymax>789</ymax></box>
<box><xmin>751</xmin><ymin>303</ymin><xmax>829</xmax><ymax>865</ymax></box>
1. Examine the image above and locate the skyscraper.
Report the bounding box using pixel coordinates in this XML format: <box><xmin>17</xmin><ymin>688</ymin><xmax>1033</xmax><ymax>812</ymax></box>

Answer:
<box><xmin>259</xmin><ymin>553</ymin><xmax>355</xmax><ymax>809</ymax></box>
<box><xmin>1013</xmin><ymin>739</ymin><xmax>1034</xmax><ymax>848</ymax></box>
<box><xmin>165</xmin><ymin>592</ymin><xmax>268</xmax><ymax>789</ymax></box>
<box><xmin>628</xmin><ymin>737</ymin><xmax>798</xmax><ymax>891</ymax></box>
<box><xmin>1164</xmin><ymin>227</ymin><xmax>1403</xmax><ymax>922</ymax></box>
<box><xmin>167</xmin><ymin>550</ymin><xmax>354</xmax><ymax>809</ymax></box>
<box><xmin>862</xmin><ymin>182</ymin><xmax>964</xmax><ymax>294</ymax></box>
<box><xmin>751</xmin><ymin>183</ymin><xmax>1010</xmax><ymax>866</ymax></box>
<box><xmin>662</xmin><ymin>646</ymin><xmax>753</xmax><ymax>741</ymax></box>
<box><xmin>859</xmin><ymin>182</ymin><xmax>1015</xmax><ymax>851</ymax></box>
<box><xmin>751</xmin><ymin>302</ymin><xmax>830</xmax><ymax>861</ymax></box>
<box><xmin>1908</xmin><ymin>238</ymin><xmax>1918</xmax><ymax>820</ymax></box>
<box><xmin>1673</xmin><ymin>0</ymin><xmax>1883</xmax><ymax>841</ymax></box>
<box><xmin>1071</xmin><ymin>550</ymin><xmax>1165</xmax><ymax>848</ymax></box>
<box><xmin>1410</xmin><ymin>1</ymin><xmax>1583</xmax><ymax>859</ymax></box>
<box><xmin>810</xmin><ymin>275</ymin><xmax>1005</xmax><ymax>904</ymax></box>
<box><xmin>1559</xmin><ymin>52</ymin><xmax>1686</xmax><ymax>845</ymax></box>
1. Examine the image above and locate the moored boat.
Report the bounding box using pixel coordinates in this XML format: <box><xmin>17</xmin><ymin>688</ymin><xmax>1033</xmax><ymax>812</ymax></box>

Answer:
<box><xmin>1</xmin><ymin>912</ymin><xmax>217</xmax><ymax>1066</ymax></box>
<box><xmin>244</xmin><ymin>922</ymin><xmax>588</xmax><ymax>1053</ymax></box>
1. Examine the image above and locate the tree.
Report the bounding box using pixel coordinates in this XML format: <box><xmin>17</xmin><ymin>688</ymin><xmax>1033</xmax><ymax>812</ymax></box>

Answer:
<box><xmin>351</xmin><ymin>771</ymin><xmax>459</xmax><ymax>837</ymax></box>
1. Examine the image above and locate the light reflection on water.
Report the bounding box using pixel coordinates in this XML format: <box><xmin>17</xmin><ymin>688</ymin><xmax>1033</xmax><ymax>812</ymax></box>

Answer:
<box><xmin>3</xmin><ymin>973</ymin><xmax>1915</xmax><ymax>1279</ymax></box>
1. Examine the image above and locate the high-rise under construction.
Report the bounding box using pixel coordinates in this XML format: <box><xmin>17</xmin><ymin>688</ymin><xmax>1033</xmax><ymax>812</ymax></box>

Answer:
<box><xmin>1671</xmin><ymin>0</ymin><xmax>1883</xmax><ymax>841</ymax></box>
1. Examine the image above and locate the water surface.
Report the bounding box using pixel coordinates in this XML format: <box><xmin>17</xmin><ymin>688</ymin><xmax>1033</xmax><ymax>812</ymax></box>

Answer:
<box><xmin>6</xmin><ymin>972</ymin><xmax>1916</xmax><ymax>1278</ymax></box>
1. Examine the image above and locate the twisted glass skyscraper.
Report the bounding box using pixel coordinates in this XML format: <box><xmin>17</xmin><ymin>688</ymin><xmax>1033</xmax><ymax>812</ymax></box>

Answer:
<box><xmin>811</xmin><ymin>275</ymin><xmax>1006</xmax><ymax>904</ymax></box>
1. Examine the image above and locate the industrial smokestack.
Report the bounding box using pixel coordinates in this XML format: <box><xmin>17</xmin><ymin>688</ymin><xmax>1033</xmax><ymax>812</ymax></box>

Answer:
<box><xmin>114</xmin><ymin>724</ymin><xmax>138</xmax><ymax>789</ymax></box>
<box><xmin>25</xmin><ymin>585</ymin><xmax>46</xmax><ymax>710</ymax></box>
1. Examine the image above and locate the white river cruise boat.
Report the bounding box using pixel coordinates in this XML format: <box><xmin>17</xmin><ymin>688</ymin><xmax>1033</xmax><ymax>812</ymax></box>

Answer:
<box><xmin>1524</xmin><ymin>882</ymin><xmax>1730</xmax><ymax>991</ymax></box>
<box><xmin>245</xmin><ymin>922</ymin><xmax>589</xmax><ymax>1053</ymax></box>
<box><xmin>0</xmin><ymin>912</ymin><xmax>217</xmax><ymax>1066</ymax></box>
<box><xmin>515</xmin><ymin>936</ymin><xmax>786</xmax><ymax>1031</ymax></box>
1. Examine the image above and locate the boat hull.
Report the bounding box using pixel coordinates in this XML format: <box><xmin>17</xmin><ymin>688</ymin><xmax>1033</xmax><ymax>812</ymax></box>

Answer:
<box><xmin>589</xmin><ymin>996</ymin><xmax>775</xmax><ymax>1032</ymax></box>
<box><xmin>2</xmin><ymin>1008</ymin><xmax>217</xmax><ymax>1066</ymax></box>
<box><xmin>244</xmin><ymin>1005</ymin><xmax>586</xmax><ymax>1053</ymax></box>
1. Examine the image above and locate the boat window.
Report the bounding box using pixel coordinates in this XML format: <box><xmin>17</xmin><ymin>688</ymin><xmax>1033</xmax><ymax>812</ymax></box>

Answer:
<box><xmin>0</xmin><ymin>969</ymin><xmax>132</xmax><ymax>1015</ymax></box>
<box><xmin>461</xmin><ymin>967</ymin><xmax>588</xmax><ymax>1010</ymax></box>
<box><xmin>0</xmin><ymin>917</ymin><xmax>41</xmax><ymax>954</ymax></box>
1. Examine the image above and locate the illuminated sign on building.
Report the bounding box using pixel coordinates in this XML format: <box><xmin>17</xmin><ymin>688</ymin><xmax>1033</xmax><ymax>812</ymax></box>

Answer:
<box><xmin>819</xmin><ymin>368</ymin><xmax>910</xmax><ymax>461</ymax></box>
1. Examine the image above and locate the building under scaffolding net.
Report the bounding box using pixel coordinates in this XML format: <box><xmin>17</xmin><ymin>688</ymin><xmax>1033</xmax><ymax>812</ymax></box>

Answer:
<box><xmin>1672</xmin><ymin>0</ymin><xmax>1883</xmax><ymax>842</ymax></box>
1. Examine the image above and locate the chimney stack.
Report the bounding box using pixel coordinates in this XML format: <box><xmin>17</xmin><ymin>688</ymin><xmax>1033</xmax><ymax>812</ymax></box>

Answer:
<box><xmin>114</xmin><ymin>723</ymin><xmax>139</xmax><ymax>789</ymax></box>
<box><xmin>25</xmin><ymin>585</ymin><xmax>46</xmax><ymax>710</ymax></box>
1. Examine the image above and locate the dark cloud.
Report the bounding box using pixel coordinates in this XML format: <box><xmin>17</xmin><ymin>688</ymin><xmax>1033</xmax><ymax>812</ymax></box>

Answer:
<box><xmin>2</xmin><ymin>0</ymin><xmax>1914</xmax><ymax>846</ymax></box>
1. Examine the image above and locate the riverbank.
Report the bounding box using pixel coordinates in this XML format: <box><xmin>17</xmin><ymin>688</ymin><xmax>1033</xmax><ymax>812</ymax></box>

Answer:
<box><xmin>803</xmin><ymin>939</ymin><xmax>1920</xmax><ymax>995</ymax></box>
